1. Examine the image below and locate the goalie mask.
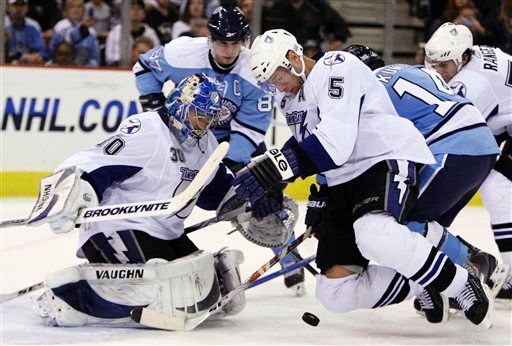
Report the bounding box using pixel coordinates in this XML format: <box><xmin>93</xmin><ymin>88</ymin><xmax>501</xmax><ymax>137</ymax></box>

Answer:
<box><xmin>165</xmin><ymin>73</ymin><xmax>222</xmax><ymax>145</ymax></box>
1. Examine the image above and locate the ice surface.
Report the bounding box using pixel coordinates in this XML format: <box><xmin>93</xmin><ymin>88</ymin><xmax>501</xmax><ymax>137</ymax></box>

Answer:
<box><xmin>1</xmin><ymin>198</ymin><xmax>510</xmax><ymax>345</ymax></box>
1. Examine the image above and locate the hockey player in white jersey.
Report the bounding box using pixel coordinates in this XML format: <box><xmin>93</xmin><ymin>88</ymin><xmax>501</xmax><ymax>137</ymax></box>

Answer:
<box><xmin>26</xmin><ymin>73</ymin><xmax>296</xmax><ymax>328</ymax></box>
<box><xmin>425</xmin><ymin>22</ymin><xmax>512</xmax><ymax>301</ymax></box>
<box><xmin>133</xmin><ymin>6</ymin><xmax>306</xmax><ymax>294</ymax></box>
<box><xmin>233</xmin><ymin>29</ymin><xmax>494</xmax><ymax>327</ymax></box>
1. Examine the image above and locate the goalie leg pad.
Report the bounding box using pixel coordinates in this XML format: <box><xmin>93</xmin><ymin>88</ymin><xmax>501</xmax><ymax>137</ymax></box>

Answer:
<box><xmin>32</xmin><ymin>251</ymin><xmax>221</xmax><ymax>327</ymax></box>
<box><xmin>214</xmin><ymin>248</ymin><xmax>246</xmax><ymax>317</ymax></box>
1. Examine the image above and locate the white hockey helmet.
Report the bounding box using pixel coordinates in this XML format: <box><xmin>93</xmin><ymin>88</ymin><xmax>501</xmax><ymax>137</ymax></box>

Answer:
<box><xmin>249</xmin><ymin>29</ymin><xmax>304</xmax><ymax>92</ymax></box>
<box><xmin>424</xmin><ymin>22</ymin><xmax>473</xmax><ymax>71</ymax></box>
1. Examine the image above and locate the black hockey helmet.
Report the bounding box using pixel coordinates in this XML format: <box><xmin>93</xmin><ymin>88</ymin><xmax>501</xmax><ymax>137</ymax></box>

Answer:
<box><xmin>344</xmin><ymin>45</ymin><xmax>385</xmax><ymax>71</ymax></box>
<box><xmin>207</xmin><ymin>6</ymin><xmax>250</xmax><ymax>42</ymax></box>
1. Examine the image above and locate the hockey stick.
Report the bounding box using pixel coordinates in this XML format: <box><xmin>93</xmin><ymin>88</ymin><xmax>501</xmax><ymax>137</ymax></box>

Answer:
<box><xmin>130</xmin><ymin>226</ymin><xmax>315</xmax><ymax>331</ymax></box>
<box><xmin>248</xmin><ymin>254</ymin><xmax>316</xmax><ymax>289</ymax></box>
<box><xmin>289</xmin><ymin>251</ymin><xmax>319</xmax><ymax>276</ymax></box>
<box><xmin>184</xmin><ymin>194</ymin><xmax>246</xmax><ymax>234</ymax></box>
<box><xmin>0</xmin><ymin>282</ymin><xmax>44</xmax><ymax>304</ymax></box>
<box><xmin>0</xmin><ymin>142</ymin><xmax>229</xmax><ymax>229</ymax></box>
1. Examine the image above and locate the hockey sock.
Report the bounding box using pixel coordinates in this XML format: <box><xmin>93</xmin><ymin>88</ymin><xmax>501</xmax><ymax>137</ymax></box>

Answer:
<box><xmin>407</xmin><ymin>221</ymin><xmax>468</xmax><ymax>265</ymax></box>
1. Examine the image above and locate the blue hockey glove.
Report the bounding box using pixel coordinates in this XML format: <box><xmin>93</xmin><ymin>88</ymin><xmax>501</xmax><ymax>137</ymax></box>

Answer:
<box><xmin>233</xmin><ymin>148</ymin><xmax>299</xmax><ymax>204</ymax></box>
<box><xmin>251</xmin><ymin>189</ymin><xmax>284</xmax><ymax>220</ymax></box>
<box><xmin>305</xmin><ymin>184</ymin><xmax>330</xmax><ymax>237</ymax></box>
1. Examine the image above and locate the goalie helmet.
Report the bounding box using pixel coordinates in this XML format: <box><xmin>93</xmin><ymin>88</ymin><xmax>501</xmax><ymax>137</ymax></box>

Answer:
<box><xmin>344</xmin><ymin>45</ymin><xmax>385</xmax><ymax>71</ymax></box>
<box><xmin>207</xmin><ymin>6</ymin><xmax>250</xmax><ymax>43</ymax></box>
<box><xmin>249</xmin><ymin>29</ymin><xmax>304</xmax><ymax>94</ymax></box>
<box><xmin>165</xmin><ymin>73</ymin><xmax>222</xmax><ymax>144</ymax></box>
<box><xmin>424</xmin><ymin>22</ymin><xmax>473</xmax><ymax>71</ymax></box>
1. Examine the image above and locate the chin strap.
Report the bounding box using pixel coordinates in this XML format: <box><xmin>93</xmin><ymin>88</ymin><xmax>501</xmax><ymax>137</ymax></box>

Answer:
<box><xmin>290</xmin><ymin>54</ymin><xmax>307</xmax><ymax>83</ymax></box>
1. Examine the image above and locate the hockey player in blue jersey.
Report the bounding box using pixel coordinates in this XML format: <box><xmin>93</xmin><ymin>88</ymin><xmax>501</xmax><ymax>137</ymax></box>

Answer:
<box><xmin>27</xmin><ymin>73</ymin><xmax>298</xmax><ymax>328</ymax></box>
<box><xmin>344</xmin><ymin>45</ymin><xmax>508</xmax><ymax>321</ymax></box>
<box><xmin>133</xmin><ymin>6</ymin><xmax>306</xmax><ymax>294</ymax></box>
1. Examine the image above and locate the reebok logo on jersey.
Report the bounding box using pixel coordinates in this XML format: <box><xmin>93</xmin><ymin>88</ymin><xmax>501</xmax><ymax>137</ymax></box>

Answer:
<box><xmin>96</xmin><ymin>269</ymin><xmax>144</xmax><ymax>280</ymax></box>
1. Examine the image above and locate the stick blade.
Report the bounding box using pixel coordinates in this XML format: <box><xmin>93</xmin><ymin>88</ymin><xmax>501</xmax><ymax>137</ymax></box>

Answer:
<box><xmin>131</xmin><ymin>307</ymin><xmax>186</xmax><ymax>331</ymax></box>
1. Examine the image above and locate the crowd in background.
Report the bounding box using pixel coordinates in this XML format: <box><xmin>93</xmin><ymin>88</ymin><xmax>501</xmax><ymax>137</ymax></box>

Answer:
<box><xmin>3</xmin><ymin>0</ymin><xmax>511</xmax><ymax>68</ymax></box>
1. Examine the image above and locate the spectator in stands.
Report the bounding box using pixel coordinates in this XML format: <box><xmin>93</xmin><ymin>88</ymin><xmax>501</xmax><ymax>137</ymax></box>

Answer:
<box><xmin>297</xmin><ymin>35</ymin><xmax>324</xmax><ymax>60</ymax></box>
<box><xmin>502</xmin><ymin>0</ymin><xmax>512</xmax><ymax>53</ymax></box>
<box><xmin>130</xmin><ymin>37</ymin><xmax>154</xmax><ymax>66</ymax></box>
<box><xmin>105</xmin><ymin>0</ymin><xmax>160</xmax><ymax>66</ymax></box>
<box><xmin>49</xmin><ymin>0</ymin><xmax>101</xmax><ymax>67</ymax></box>
<box><xmin>452</xmin><ymin>4</ymin><xmax>493</xmax><ymax>44</ymax></box>
<box><xmin>414</xmin><ymin>42</ymin><xmax>426</xmax><ymax>65</ymax></box>
<box><xmin>262</xmin><ymin>0</ymin><xmax>351</xmax><ymax>52</ymax></box>
<box><xmin>238</xmin><ymin>0</ymin><xmax>254</xmax><ymax>22</ymax></box>
<box><xmin>84</xmin><ymin>0</ymin><xmax>111</xmax><ymax>42</ymax></box>
<box><xmin>145</xmin><ymin>0</ymin><xmax>180</xmax><ymax>44</ymax></box>
<box><xmin>26</xmin><ymin>0</ymin><xmax>62</xmax><ymax>46</ymax></box>
<box><xmin>427</xmin><ymin>0</ymin><xmax>508</xmax><ymax>48</ymax></box>
<box><xmin>5</xmin><ymin>0</ymin><xmax>45</xmax><ymax>65</ymax></box>
<box><xmin>45</xmin><ymin>42</ymin><xmax>75</xmax><ymax>66</ymax></box>
<box><xmin>171</xmin><ymin>0</ymin><xmax>208</xmax><ymax>39</ymax></box>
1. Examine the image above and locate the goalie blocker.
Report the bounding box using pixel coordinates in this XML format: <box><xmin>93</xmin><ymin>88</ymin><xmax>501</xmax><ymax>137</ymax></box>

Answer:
<box><xmin>32</xmin><ymin>249</ymin><xmax>245</xmax><ymax>327</ymax></box>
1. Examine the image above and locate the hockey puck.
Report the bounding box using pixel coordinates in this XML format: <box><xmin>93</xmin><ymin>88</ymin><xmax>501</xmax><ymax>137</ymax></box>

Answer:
<box><xmin>302</xmin><ymin>312</ymin><xmax>320</xmax><ymax>326</ymax></box>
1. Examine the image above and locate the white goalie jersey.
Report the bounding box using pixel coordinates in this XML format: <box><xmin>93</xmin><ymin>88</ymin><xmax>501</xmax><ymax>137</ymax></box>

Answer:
<box><xmin>277</xmin><ymin>51</ymin><xmax>434</xmax><ymax>186</ymax></box>
<box><xmin>449</xmin><ymin>45</ymin><xmax>512</xmax><ymax>137</ymax></box>
<box><xmin>56</xmin><ymin>112</ymin><xmax>222</xmax><ymax>256</ymax></box>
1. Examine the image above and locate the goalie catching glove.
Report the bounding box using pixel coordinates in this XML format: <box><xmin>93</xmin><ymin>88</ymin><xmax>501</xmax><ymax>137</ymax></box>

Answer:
<box><xmin>27</xmin><ymin>167</ymin><xmax>99</xmax><ymax>233</ymax></box>
<box><xmin>231</xmin><ymin>195</ymin><xmax>299</xmax><ymax>248</ymax></box>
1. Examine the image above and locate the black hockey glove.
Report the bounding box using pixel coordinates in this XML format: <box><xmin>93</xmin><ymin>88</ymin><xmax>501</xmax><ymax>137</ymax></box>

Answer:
<box><xmin>233</xmin><ymin>148</ymin><xmax>299</xmax><ymax>204</ymax></box>
<box><xmin>305</xmin><ymin>184</ymin><xmax>330</xmax><ymax>238</ymax></box>
<box><xmin>250</xmin><ymin>189</ymin><xmax>284</xmax><ymax>221</ymax></box>
<box><xmin>139</xmin><ymin>92</ymin><xmax>166</xmax><ymax>111</ymax></box>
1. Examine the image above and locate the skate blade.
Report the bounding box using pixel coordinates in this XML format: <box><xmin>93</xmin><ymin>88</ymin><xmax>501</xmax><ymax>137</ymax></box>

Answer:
<box><xmin>494</xmin><ymin>298</ymin><xmax>512</xmax><ymax>310</ymax></box>
<box><xmin>479</xmin><ymin>284</ymin><xmax>494</xmax><ymax>329</ymax></box>
<box><xmin>489</xmin><ymin>263</ymin><xmax>510</xmax><ymax>297</ymax></box>
<box><xmin>290</xmin><ymin>282</ymin><xmax>306</xmax><ymax>297</ymax></box>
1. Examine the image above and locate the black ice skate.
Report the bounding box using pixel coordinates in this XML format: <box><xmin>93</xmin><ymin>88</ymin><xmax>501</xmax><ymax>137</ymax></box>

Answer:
<box><xmin>459</xmin><ymin>236</ymin><xmax>510</xmax><ymax>297</ymax></box>
<box><xmin>454</xmin><ymin>273</ymin><xmax>493</xmax><ymax>328</ymax></box>
<box><xmin>284</xmin><ymin>266</ymin><xmax>306</xmax><ymax>296</ymax></box>
<box><xmin>415</xmin><ymin>288</ymin><xmax>449</xmax><ymax>323</ymax></box>
<box><xmin>495</xmin><ymin>273</ymin><xmax>512</xmax><ymax>308</ymax></box>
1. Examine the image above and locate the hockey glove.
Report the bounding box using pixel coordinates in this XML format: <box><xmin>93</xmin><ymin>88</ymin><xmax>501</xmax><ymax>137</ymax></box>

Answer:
<box><xmin>251</xmin><ymin>189</ymin><xmax>283</xmax><ymax>221</ymax></box>
<box><xmin>233</xmin><ymin>148</ymin><xmax>299</xmax><ymax>204</ymax></box>
<box><xmin>139</xmin><ymin>92</ymin><xmax>166</xmax><ymax>111</ymax></box>
<box><xmin>27</xmin><ymin>167</ymin><xmax>99</xmax><ymax>234</ymax></box>
<box><xmin>305</xmin><ymin>184</ymin><xmax>331</xmax><ymax>237</ymax></box>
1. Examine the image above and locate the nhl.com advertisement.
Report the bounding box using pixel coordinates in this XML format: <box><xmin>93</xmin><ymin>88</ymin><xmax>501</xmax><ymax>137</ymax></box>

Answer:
<box><xmin>1</xmin><ymin>65</ymin><xmax>141</xmax><ymax>171</ymax></box>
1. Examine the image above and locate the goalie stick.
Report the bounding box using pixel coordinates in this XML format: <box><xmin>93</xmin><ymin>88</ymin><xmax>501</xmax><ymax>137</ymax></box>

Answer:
<box><xmin>0</xmin><ymin>282</ymin><xmax>44</xmax><ymax>304</ymax></box>
<box><xmin>0</xmin><ymin>142</ymin><xmax>229</xmax><ymax>229</ymax></box>
<box><xmin>130</xmin><ymin>226</ymin><xmax>315</xmax><ymax>331</ymax></box>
